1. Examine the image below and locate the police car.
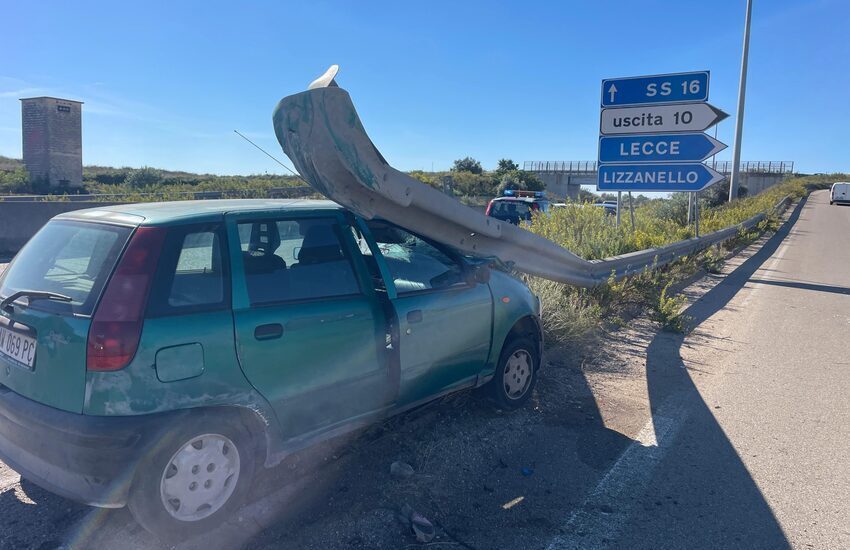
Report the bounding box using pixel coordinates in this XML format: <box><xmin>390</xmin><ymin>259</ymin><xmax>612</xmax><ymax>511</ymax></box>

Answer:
<box><xmin>485</xmin><ymin>190</ymin><xmax>551</xmax><ymax>225</ymax></box>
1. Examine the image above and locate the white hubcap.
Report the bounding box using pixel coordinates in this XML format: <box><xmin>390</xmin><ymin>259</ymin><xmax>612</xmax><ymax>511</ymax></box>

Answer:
<box><xmin>503</xmin><ymin>349</ymin><xmax>533</xmax><ymax>400</ymax></box>
<box><xmin>160</xmin><ymin>433</ymin><xmax>240</xmax><ymax>522</ymax></box>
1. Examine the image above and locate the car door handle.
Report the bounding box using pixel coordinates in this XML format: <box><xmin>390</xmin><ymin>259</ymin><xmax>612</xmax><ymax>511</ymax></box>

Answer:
<box><xmin>254</xmin><ymin>323</ymin><xmax>284</xmax><ymax>341</ymax></box>
<box><xmin>407</xmin><ymin>310</ymin><xmax>423</xmax><ymax>324</ymax></box>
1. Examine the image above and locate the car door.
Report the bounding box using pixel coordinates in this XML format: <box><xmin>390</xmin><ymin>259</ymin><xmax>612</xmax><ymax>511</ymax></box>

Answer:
<box><xmin>356</xmin><ymin>219</ymin><xmax>493</xmax><ymax>408</ymax></box>
<box><xmin>227</xmin><ymin>211</ymin><xmax>391</xmax><ymax>440</ymax></box>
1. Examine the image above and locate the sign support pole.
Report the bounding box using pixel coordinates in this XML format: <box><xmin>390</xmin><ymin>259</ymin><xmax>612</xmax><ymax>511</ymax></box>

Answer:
<box><xmin>687</xmin><ymin>193</ymin><xmax>694</xmax><ymax>225</ymax></box>
<box><xmin>628</xmin><ymin>192</ymin><xmax>635</xmax><ymax>230</ymax></box>
<box><xmin>728</xmin><ymin>0</ymin><xmax>753</xmax><ymax>202</ymax></box>
<box><xmin>616</xmin><ymin>192</ymin><xmax>622</xmax><ymax>227</ymax></box>
<box><xmin>695</xmin><ymin>192</ymin><xmax>701</xmax><ymax>237</ymax></box>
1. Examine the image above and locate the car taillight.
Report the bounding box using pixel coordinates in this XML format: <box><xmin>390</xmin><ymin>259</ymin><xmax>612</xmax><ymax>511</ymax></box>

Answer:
<box><xmin>485</xmin><ymin>200</ymin><xmax>494</xmax><ymax>216</ymax></box>
<box><xmin>87</xmin><ymin>227</ymin><xmax>166</xmax><ymax>372</ymax></box>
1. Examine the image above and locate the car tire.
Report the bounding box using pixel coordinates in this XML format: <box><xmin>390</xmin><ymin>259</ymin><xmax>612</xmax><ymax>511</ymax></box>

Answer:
<box><xmin>489</xmin><ymin>336</ymin><xmax>539</xmax><ymax>409</ymax></box>
<box><xmin>128</xmin><ymin>411</ymin><xmax>258</xmax><ymax>543</ymax></box>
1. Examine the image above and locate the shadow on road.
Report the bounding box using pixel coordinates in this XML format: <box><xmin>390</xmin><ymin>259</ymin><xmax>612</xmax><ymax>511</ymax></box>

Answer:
<box><xmin>634</xmin><ymin>197</ymin><xmax>808</xmax><ymax>549</ymax></box>
<box><xmin>747</xmin><ymin>278</ymin><xmax>850</xmax><ymax>296</ymax></box>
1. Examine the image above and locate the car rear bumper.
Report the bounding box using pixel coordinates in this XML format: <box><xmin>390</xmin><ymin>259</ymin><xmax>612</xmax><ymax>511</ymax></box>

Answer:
<box><xmin>0</xmin><ymin>385</ymin><xmax>178</xmax><ymax>507</ymax></box>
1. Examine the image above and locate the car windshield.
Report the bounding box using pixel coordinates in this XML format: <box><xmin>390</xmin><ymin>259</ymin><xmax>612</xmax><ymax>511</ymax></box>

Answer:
<box><xmin>0</xmin><ymin>220</ymin><xmax>132</xmax><ymax>316</ymax></box>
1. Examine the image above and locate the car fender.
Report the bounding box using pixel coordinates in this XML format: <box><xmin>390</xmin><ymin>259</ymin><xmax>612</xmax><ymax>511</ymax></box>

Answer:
<box><xmin>479</xmin><ymin>269</ymin><xmax>543</xmax><ymax>384</ymax></box>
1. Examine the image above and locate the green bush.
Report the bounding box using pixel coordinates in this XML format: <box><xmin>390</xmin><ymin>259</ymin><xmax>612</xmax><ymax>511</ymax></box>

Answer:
<box><xmin>124</xmin><ymin>167</ymin><xmax>163</xmax><ymax>188</ymax></box>
<box><xmin>0</xmin><ymin>167</ymin><xmax>31</xmax><ymax>194</ymax></box>
<box><xmin>451</xmin><ymin>157</ymin><xmax>483</xmax><ymax>174</ymax></box>
<box><xmin>650</xmin><ymin>283</ymin><xmax>690</xmax><ymax>333</ymax></box>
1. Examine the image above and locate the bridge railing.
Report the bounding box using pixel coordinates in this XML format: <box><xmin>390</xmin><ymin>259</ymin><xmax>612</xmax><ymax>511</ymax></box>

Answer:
<box><xmin>706</xmin><ymin>161</ymin><xmax>794</xmax><ymax>174</ymax></box>
<box><xmin>524</xmin><ymin>161</ymin><xmax>598</xmax><ymax>173</ymax></box>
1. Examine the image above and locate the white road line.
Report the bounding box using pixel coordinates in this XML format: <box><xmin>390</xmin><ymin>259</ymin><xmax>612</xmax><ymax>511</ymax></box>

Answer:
<box><xmin>547</xmin><ymin>398</ymin><xmax>688</xmax><ymax>550</ymax></box>
<box><xmin>739</xmin><ymin>206</ymin><xmax>796</xmax><ymax>309</ymax></box>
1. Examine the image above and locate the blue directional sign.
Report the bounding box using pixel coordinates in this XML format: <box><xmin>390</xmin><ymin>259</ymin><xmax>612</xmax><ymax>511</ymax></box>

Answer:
<box><xmin>601</xmin><ymin>71</ymin><xmax>709</xmax><ymax>107</ymax></box>
<box><xmin>597</xmin><ymin>163</ymin><xmax>724</xmax><ymax>192</ymax></box>
<box><xmin>598</xmin><ymin>133</ymin><xmax>727</xmax><ymax>164</ymax></box>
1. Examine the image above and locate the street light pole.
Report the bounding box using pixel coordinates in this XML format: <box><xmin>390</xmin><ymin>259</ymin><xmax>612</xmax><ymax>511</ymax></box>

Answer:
<box><xmin>728</xmin><ymin>0</ymin><xmax>753</xmax><ymax>202</ymax></box>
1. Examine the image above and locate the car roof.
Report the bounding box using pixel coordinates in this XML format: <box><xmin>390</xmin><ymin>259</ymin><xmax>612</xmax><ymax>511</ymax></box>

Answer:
<box><xmin>55</xmin><ymin>199</ymin><xmax>343</xmax><ymax>226</ymax></box>
<box><xmin>491</xmin><ymin>196</ymin><xmax>547</xmax><ymax>203</ymax></box>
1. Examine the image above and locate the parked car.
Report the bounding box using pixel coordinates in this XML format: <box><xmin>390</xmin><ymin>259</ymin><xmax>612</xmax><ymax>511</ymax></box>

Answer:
<box><xmin>485</xmin><ymin>190</ymin><xmax>551</xmax><ymax>225</ymax></box>
<box><xmin>830</xmin><ymin>182</ymin><xmax>850</xmax><ymax>205</ymax></box>
<box><xmin>550</xmin><ymin>202</ymin><xmax>617</xmax><ymax>218</ymax></box>
<box><xmin>594</xmin><ymin>202</ymin><xmax>618</xmax><ymax>216</ymax></box>
<box><xmin>0</xmin><ymin>199</ymin><xmax>542</xmax><ymax>540</ymax></box>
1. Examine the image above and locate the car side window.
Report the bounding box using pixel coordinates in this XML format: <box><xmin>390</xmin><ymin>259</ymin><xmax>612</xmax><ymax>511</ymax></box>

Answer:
<box><xmin>147</xmin><ymin>224</ymin><xmax>228</xmax><ymax>317</ymax></box>
<box><xmin>237</xmin><ymin>217</ymin><xmax>361</xmax><ymax>305</ymax></box>
<box><xmin>365</xmin><ymin>221</ymin><xmax>465</xmax><ymax>294</ymax></box>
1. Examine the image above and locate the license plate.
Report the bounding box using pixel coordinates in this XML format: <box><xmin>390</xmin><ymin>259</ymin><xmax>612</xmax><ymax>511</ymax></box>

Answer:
<box><xmin>0</xmin><ymin>324</ymin><xmax>37</xmax><ymax>368</ymax></box>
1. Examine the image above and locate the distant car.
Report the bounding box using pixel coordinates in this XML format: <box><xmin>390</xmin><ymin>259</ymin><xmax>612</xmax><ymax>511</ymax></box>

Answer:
<box><xmin>485</xmin><ymin>190</ymin><xmax>550</xmax><ymax>225</ymax></box>
<box><xmin>830</xmin><ymin>182</ymin><xmax>850</xmax><ymax>205</ymax></box>
<box><xmin>594</xmin><ymin>202</ymin><xmax>618</xmax><ymax>216</ymax></box>
<box><xmin>0</xmin><ymin>199</ymin><xmax>542</xmax><ymax>540</ymax></box>
<box><xmin>550</xmin><ymin>202</ymin><xmax>617</xmax><ymax>217</ymax></box>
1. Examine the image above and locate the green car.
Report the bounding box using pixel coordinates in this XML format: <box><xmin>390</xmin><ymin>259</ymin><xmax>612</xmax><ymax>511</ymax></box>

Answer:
<box><xmin>0</xmin><ymin>199</ymin><xmax>542</xmax><ymax>539</ymax></box>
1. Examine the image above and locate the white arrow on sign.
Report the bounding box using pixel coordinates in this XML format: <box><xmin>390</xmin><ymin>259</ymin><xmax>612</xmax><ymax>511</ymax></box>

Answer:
<box><xmin>608</xmin><ymin>83</ymin><xmax>618</xmax><ymax>103</ymax></box>
<box><xmin>600</xmin><ymin>102</ymin><xmax>728</xmax><ymax>135</ymax></box>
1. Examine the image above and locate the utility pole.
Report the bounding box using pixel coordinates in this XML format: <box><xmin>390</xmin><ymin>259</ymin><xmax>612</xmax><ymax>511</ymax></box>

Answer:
<box><xmin>729</xmin><ymin>0</ymin><xmax>753</xmax><ymax>202</ymax></box>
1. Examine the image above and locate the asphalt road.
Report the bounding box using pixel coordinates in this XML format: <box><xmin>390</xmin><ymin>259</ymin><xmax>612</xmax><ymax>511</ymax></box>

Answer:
<box><xmin>0</xmin><ymin>190</ymin><xmax>848</xmax><ymax>549</ymax></box>
<box><xmin>562</xmin><ymin>189</ymin><xmax>850</xmax><ymax>550</ymax></box>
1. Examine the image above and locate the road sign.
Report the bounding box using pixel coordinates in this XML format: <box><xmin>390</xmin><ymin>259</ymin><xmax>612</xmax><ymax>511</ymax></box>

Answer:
<box><xmin>597</xmin><ymin>163</ymin><xmax>724</xmax><ymax>192</ymax></box>
<box><xmin>601</xmin><ymin>71</ymin><xmax>709</xmax><ymax>107</ymax></box>
<box><xmin>599</xmin><ymin>133</ymin><xmax>727</xmax><ymax>164</ymax></box>
<box><xmin>600</xmin><ymin>103</ymin><xmax>729</xmax><ymax>135</ymax></box>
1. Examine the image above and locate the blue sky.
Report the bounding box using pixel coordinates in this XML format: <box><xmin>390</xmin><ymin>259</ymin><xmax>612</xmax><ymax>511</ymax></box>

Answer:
<box><xmin>2</xmin><ymin>0</ymin><xmax>848</xmax><ymax>176</ymax></box>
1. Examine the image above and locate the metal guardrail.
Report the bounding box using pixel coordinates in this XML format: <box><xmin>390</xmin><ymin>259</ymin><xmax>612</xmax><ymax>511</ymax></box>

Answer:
<box><xmin>524</xmin><ymin>160</ymin><xmax>795</xmax><ymax>175</ymax></box>
<box><xmin>591</xmin><ymin>195</ymin><xmax>791</xmax><ymax>282</ymax></box>
<box><xmin>271</xmin><ymin>75</ymin><xmax>793</xmax><ymax>287</ymax></box>
<box><xmin>0</xmin><ymin>186</ymin><xmax>315</xmax><ymax>203</ymax></box>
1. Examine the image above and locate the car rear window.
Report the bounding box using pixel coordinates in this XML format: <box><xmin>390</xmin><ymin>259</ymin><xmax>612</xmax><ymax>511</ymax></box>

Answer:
<box><xmin>146</xmin><ymin>223</ymin><xmax>229</xmax><ymax>317</ymax></box>
<box><xmin>0</xmin><ymin>220</ymin><xmax>133</xmax><ymax>316</ymax></box>
<box><xmin>490</xmin><ymin>200</ymin><xmax>533</xmax><ymax>220</ymax></box>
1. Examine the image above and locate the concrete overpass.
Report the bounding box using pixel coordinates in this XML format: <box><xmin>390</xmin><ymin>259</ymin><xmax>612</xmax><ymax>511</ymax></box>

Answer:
<box><xmin>525</xmin><ymin>160</ymin><xmax>795</xmax><ymax>199</ymax></box>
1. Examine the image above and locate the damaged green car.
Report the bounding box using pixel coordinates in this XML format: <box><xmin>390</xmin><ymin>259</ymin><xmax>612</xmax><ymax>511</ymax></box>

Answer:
<box><xmin>0</xmin><ymin>199</ymin><xmax>542</xmax><ymax>539</ymax></box>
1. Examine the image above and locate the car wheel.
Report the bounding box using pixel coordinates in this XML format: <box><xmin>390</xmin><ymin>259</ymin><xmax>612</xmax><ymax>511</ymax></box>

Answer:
<box><xmin>128</xmin><ymin>412</ymin><xmax>258</xmax><ymax>542</ymax></box>
<box><xmin>489</xmin><ymin>336</ymin><xmax>539</xmax><ymax>409</ymax></box>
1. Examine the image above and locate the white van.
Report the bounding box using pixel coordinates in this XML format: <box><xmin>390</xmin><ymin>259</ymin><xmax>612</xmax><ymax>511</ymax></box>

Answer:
<box><xmin>830</xmin><ymin>182</ymin><xmax>850</xmax><ymax>205</ymax></box>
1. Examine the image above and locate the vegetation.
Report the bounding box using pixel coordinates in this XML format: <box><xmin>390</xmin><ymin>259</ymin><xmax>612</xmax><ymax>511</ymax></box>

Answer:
<box><xmin>525</xmin><ymin>174</ymin><xmax>838</xmax><ymax>340</ymax></box>
<box><xmin>451</xmin><ymin>157</ymin><xmax>484</xmax><ymax>174</ymax></box>
<box><xmin>417</xmin><ymin>157</ymin><xmax>545</xmax><ymax>198</ymax></box>
<box><xmin>0</xmin><ymin>155</ymin><xmax>304</xmax><ymax>199</ymax></box>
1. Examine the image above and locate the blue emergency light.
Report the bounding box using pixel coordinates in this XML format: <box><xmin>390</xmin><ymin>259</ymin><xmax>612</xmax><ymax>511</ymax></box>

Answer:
<box><xmin>503</xmin><ymin>190</ymin><xmax>545</xmax><ymax>199</ymax></box>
